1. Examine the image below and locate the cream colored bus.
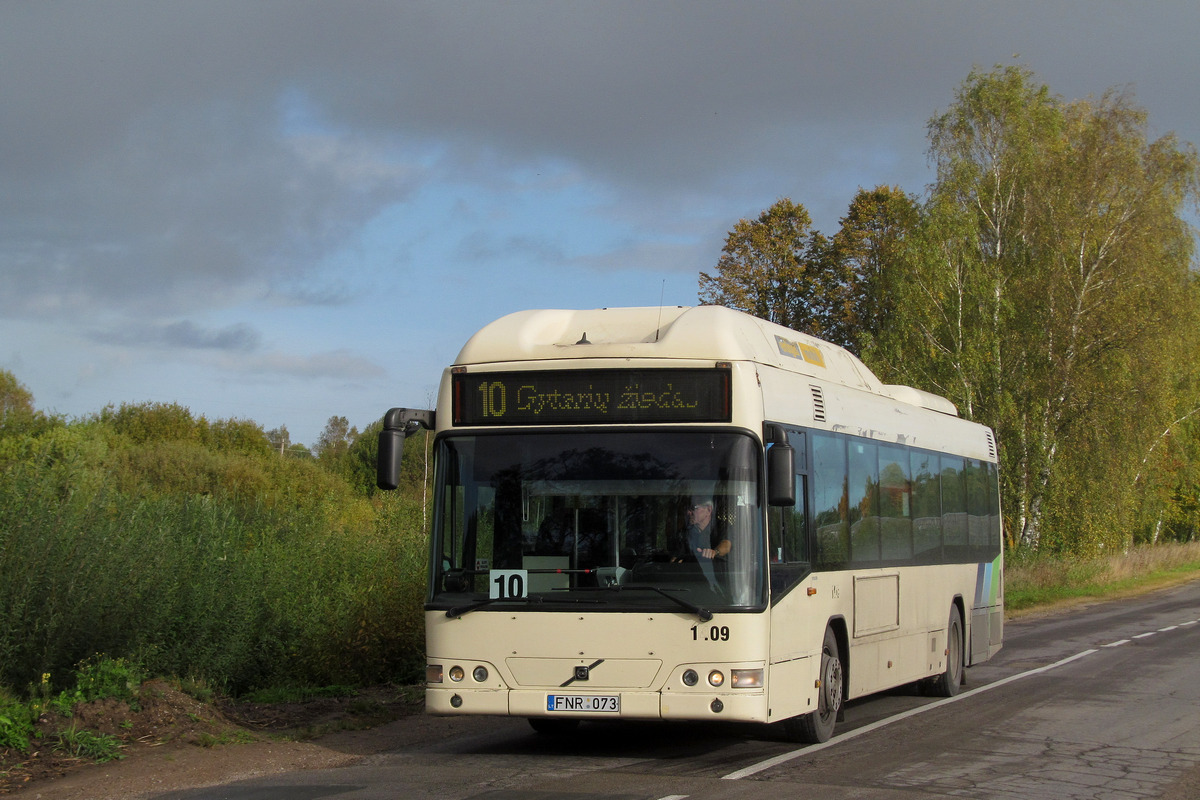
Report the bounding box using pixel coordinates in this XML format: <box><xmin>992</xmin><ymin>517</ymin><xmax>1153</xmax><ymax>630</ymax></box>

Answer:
<box><xmin>377</xmin><ymin>305</ymin><xmax>1003</xmax><ymax>742</ymax></box>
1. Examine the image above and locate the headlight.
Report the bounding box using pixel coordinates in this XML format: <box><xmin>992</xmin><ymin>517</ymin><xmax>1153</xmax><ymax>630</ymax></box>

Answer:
<box><xmin>473</xmin><ymin>666</ymin><xmax>489</xmax><ymax>683</ymax></box>
<box><xmin>708</xmin><ymin>670</ymin><xmax>725</xmax><ymax>687</ymax></box>
<box><xmin>731</xmin><ymin>669</ymin><xmax>763</xmax><ymax>688</ymax></box>
<box><xmin>449</xmin><ymin>665</ymin><xmax>465</xmax><ymax>682</ymax></box>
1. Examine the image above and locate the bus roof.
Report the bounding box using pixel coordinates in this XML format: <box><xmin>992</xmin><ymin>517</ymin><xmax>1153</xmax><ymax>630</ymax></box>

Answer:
<box><xmin>455</xmin><ymin>305</ymin><xmax>958</xmax><ymax>417</ymax></box>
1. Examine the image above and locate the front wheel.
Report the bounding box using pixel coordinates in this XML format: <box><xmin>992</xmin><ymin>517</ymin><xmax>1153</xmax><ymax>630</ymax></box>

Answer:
<box><xmin>784</xmin><ymin>625</ymin><xmax>843</xmax><ymax>743</ymax></box>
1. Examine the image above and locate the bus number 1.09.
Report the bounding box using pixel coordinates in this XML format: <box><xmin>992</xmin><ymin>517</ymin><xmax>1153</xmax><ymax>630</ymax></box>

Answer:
<box><xmin>692</xmin><ymin>625</ymin><xmax>730</xmax><ymax>642</ymax></box>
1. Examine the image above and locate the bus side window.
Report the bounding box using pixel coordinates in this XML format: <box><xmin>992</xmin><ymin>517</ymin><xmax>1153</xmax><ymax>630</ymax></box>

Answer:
<box><xmin>768</xmin><ymin>505</ymin><xmax>785</xmax><ymax>563</ymax></box>
<box><xmin>811</xmin><ymin>432</ymin><xmax>849</xmax><ymax>569</ymax></box>
<box><xmin>780</xmin><ymin>474</ymin><xmax>807</xmax><ymax>561</ymax></box>
<box><xmin>768</xmin><ymin>430</ymin><xmax>810</xmax><ymax>602</ymax></box>
<box><xmin>785</xmin><ymin>431</ymin><xmax>808</xmax><ymax>563</ymax></box>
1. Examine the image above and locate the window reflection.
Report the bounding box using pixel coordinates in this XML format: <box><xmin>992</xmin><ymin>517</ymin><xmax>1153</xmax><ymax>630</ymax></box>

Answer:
<box><xmin>432</xmin><ymin>431</ymin><xmax>765</xmax><ymax>610</ymax></box>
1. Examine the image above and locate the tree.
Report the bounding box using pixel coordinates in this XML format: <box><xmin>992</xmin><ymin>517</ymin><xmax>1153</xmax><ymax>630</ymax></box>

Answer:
<box><xmin>100</xmin><ymin>402</ymin><xmax>203</xmax><ymax>444</ymax></box>
<box><xmin>874</xmin><ymin>65</ymin><xmax>1200</xmax><ymax>554</ymax></box>
<box><xmin>0</xmin><ymin>370</ymin><xmax>40</xmax><ymax>436</ymax></box>
<box><xmin>699</xmin><ymin>199</ymin><xmax>839</xmax><ymax>339</ymax></box>
<box><xmin>830</xmin><ymin>186</ymin><xmax>920</xmax><ymax>353</ymax></box>
<box><xmin>314</xmin><ymin>416</ymin><xmax>359</xmax><ymax>465</ymax></box>
<box><xmin>695</xmin><ymin>65</ymin><xmax>1199</xmax><ymax>556</ymax></box>
<box><xmin>267</xmin><ymin>425</ymin><xmax>292</xmax><ymax>455</ymax></box>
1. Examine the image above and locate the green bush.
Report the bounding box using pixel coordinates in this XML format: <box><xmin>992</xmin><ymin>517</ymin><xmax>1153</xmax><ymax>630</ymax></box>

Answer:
<box><xmin>0</xmin><ymin>409</ymin><xmax>431</xmax><ymax>696</ymax></box>
<box><xmin>0</xmin><ymin>691</ymin><xmax>35</xmax><ymax>752</ymax></box>
<box><xmin>72</xmin><ymin>655</ymin><xmax>144</xmax><ymax>704</ymax></box>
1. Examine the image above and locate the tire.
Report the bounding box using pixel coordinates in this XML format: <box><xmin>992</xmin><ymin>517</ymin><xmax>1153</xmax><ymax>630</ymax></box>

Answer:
<box><xmin>784</xmin><ymin>625</ymin><xmax>843</xmax><ymax>743</ymax></box>
<box><xmin>927</xmin><ymin>606</ymin><xmax>964</xmax><ymax>698</ymax></box>
<box><xmin>528</xmin><ymin>717</ymin><xmax>580</xmax><ymax>735</ymax></box>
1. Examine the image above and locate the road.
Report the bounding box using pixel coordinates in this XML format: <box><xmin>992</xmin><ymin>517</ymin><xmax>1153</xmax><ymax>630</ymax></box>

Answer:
<box><xmin>156</xmin><ymin>580</ymin><xmax>1200</xmax><ymax>800</ymax></box>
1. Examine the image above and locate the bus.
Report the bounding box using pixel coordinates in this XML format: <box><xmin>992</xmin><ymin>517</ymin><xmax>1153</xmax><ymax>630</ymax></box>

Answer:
<box><xmin>377</xmin><ymin>305</ymin><xmax>1003</xmax><ymax>742</ymax></box>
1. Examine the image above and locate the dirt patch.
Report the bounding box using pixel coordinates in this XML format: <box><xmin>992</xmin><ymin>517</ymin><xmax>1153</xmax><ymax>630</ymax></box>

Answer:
<box><xmin>0</xmin><ymin>682</ymin><xmax>424</xmax><ymax>797</ymax></box>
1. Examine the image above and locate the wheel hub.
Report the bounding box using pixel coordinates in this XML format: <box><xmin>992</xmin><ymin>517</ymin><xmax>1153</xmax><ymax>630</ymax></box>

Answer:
<box><xmin>821</xmin><ymin>654</ymin><xmax>843</xmax><ymax>714</ymax></box>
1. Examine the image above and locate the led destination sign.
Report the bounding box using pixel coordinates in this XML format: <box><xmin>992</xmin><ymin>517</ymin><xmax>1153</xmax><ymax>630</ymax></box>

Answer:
<box><xmin>453</xmin><ymin>368</ymin><xmax>731</xmax><ymax>426</ymax></box>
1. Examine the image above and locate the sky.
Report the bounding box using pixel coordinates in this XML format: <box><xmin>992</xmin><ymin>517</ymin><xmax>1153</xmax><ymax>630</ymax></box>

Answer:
<box><xmin>3</xmin><ymin>2</ymin><xmax>1198</xmax><ymax>448</ymax></box>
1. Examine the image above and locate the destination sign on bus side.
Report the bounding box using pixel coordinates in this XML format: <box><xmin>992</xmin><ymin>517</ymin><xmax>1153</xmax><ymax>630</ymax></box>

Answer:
<box><xmin>452</xmin><ymin>368</ymin><xmax>731</xmax><ymax>426</ymax></box>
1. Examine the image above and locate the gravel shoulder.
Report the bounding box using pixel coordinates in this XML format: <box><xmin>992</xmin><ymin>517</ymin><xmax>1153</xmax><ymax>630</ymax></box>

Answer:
<box><xmin>1</xmin><ymin>684</ymin><xmax>431</xmax><ymax>799</ymax></box>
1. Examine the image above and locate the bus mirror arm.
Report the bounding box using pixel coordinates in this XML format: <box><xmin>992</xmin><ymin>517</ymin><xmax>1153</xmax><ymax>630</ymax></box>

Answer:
<box><xmin>768</xmin><ymin>442</ymin><xmax>796</xmax><ymax>506</ymax></box>
<box><xmin>377</xmin><ymin>408</ymin><xmax>435</xmax><ymax>491</ymax></box>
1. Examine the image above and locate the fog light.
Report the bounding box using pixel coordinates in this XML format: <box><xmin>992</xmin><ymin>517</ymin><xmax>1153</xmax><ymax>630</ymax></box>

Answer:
<box><xmin>473</xmin><ymin>666</ymin><xmax>489</xmax><ymax>683</ymax></box>
<box><xmin>708</xmin><ymin>670</ymin><xmax>725</xmax><ymax>687</ymax></box>
<box><xmin>682</xmin><ymin>669</ymin><xmax>699</xmax><ymax>687</ymax></box>
<box><xmin>450</xmin><ymin>694</ymin><xmax>463</xmax><ymax>708</ymax></box>
<box><xmin>426</xmin><ymin>664</ymin><xmax>444</xmax><ymax>684</ymax></box>
<box><xmin>449</xmin><ymin>665</ymin><xmax>465</xmax><ymax>682</ymax></box>
<box><xmin>731</xmin><ymin>669</ymin><xmax>763</xmax><ymax>689</ymax></box>
<box><xmin>711</xmin><ymin>699</ymin><xmax>724</xmax><ymax>713</ymax></box>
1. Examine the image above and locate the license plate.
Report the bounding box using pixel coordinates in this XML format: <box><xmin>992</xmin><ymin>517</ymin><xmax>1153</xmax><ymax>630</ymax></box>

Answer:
<box><xmin>546</xmin><ymin>694</ymin><xmax>620</xmax><ymax>713</ymax></box>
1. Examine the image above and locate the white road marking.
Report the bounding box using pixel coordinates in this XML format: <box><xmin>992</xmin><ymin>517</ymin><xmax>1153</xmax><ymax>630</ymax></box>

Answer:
<box><xmin>724</xmin><ymin>614</ymin><xmax>1199</xmax><ymax>780</ymax></box>
<box><xmin>723</xmin><ymin>649</ymin><xmax>1099</xmax><ymax>780</ymax></box>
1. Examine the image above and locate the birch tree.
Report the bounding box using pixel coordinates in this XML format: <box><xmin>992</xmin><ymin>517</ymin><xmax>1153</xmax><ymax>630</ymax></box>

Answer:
<box><xmin>876</xmin><ymin>66</ymin><xmax>1199</xmax><ymax>553</ymax></box>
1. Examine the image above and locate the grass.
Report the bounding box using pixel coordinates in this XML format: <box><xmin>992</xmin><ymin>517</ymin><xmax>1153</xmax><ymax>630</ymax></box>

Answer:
<box><xmin>53</xmin><ymin>726</ymin><xmax>124</xmax><ymax>763</ymax></box>
<box><xmin>0</xmin><ymin>696</ymin><xmax>34</xmax><ymax>752</ymax></box>
<box><xmin>194</xmin><ymin>730</ymin><xmax>255</xmax><ymax>748</ymax></box>
<box><xmin>1005</xmin><ymin>541</ymin><xmax>1200</xmax><ymax>614</ymax></box>
<box><xmin>0</xmin><ymin>470</ymin><xmax>429</xmax><ymax>694</ymax></box>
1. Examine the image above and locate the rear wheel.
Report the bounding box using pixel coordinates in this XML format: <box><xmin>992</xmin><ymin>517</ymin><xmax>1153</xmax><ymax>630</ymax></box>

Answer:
<box><xmin>784</xmin><ymin>625</ymin><xmax>843</xmax><ymax>743</ymax></box>
<box><xmin>927</xmin><ymin>606</ymin><xmax>964</xmax><ymax>697</ymax></box>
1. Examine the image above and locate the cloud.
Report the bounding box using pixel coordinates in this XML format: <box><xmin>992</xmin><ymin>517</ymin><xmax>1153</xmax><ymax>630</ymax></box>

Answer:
<box><xmin>236</xmin><ymin>349</ymin><xmax>385</xmax><ymax>382</ymax></box>
<box><xmin>162</xmin><ymin>321</ymin><xmax>261</xmax><ymax>352</ymax></box>
<box><xmin>5</xmin><ymin>3</ymin><xmax>1197</xmax><ymax>326</ymax></box>
<box><xmin>455</xmin><ymin>231</ymin><xmax>567</xmax><ymax>266</ymax></box>
<box><xmin>573</xmin><ymin>239</ymin><xmax>710</xmax><ymax>278</ymax></box>
<box><xmin>91</xmin><ymin>320</ymin><xmax>261</xmax><ymax>352</ymax></box>
<box><xmin>0</xmin><ymin>5</ymin><xmax>426</xmax><ymax>322</ymax></box>
<box><xmin>3</xmin><ymin>1</ymin><xmax>1198</xmax><ymax>445</ymax></box>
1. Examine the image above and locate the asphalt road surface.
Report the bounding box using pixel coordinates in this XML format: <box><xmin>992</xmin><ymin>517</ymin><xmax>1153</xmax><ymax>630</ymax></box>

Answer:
<box><xmin>157</xmin><ymin>579</ymin><xmax>1200</xmax><ymax>800</ymax></box>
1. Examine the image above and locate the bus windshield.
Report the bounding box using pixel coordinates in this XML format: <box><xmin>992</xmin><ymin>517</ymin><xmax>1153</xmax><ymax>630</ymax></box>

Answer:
<box><xmin>429</xmin><ymin>430</ymin><xmax>765</xmax><ymax>612</ymax></box>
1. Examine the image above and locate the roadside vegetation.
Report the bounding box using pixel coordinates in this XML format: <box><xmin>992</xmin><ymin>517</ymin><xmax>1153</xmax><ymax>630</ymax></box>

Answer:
<box><xmin>1005</xmin><ymin>541</ymin><xmax>1200</xmax><ymax>613</ymax></box>
<box><xmin>0</xmin><ymin>394</ymin><xmax>432</xmax><ymax>697</ymax></box>
<box><xmin>0</xmin><ymin>378</ymin><xmax>435</xmax><ymax>776</ymax></box>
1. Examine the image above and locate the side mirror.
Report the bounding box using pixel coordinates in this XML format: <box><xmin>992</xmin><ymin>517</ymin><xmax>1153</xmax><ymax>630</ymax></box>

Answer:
<box><xmin>376</xmin><ymin>407</ymin><xmax>435</xmax><ymax>491</ymax></box>
<box><xmin>377</xmin><ymin>428</ymin><xmax>406</xmax><ymax>491</ymax></box>
<box><xmin>768</xmin><ymin>442</ymin><xmax>796</xmax><ymax>506</ymax></box>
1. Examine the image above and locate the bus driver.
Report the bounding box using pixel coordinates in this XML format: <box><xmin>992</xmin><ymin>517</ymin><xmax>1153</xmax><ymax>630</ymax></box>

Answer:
<box><xmin>676</xmin><ymin>496</ymin><xmax>731</xmax><ymax>562</ymax></box>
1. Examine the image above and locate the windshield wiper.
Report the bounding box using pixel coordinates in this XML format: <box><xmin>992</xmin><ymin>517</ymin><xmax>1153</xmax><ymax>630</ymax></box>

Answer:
<box><xmin>578</xmin><ymin>585</ymin><xmax>713</xmax><ymax>622</ymax></box>
<box><xmin>445</xmin><ymin>594</ymin><xmax>604</xmax><ymax>618</ymax></box>
<box><xmin>446</xmin><ymin>595</ymin><xmax>538</xmax><ymax>619</ymax></box>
